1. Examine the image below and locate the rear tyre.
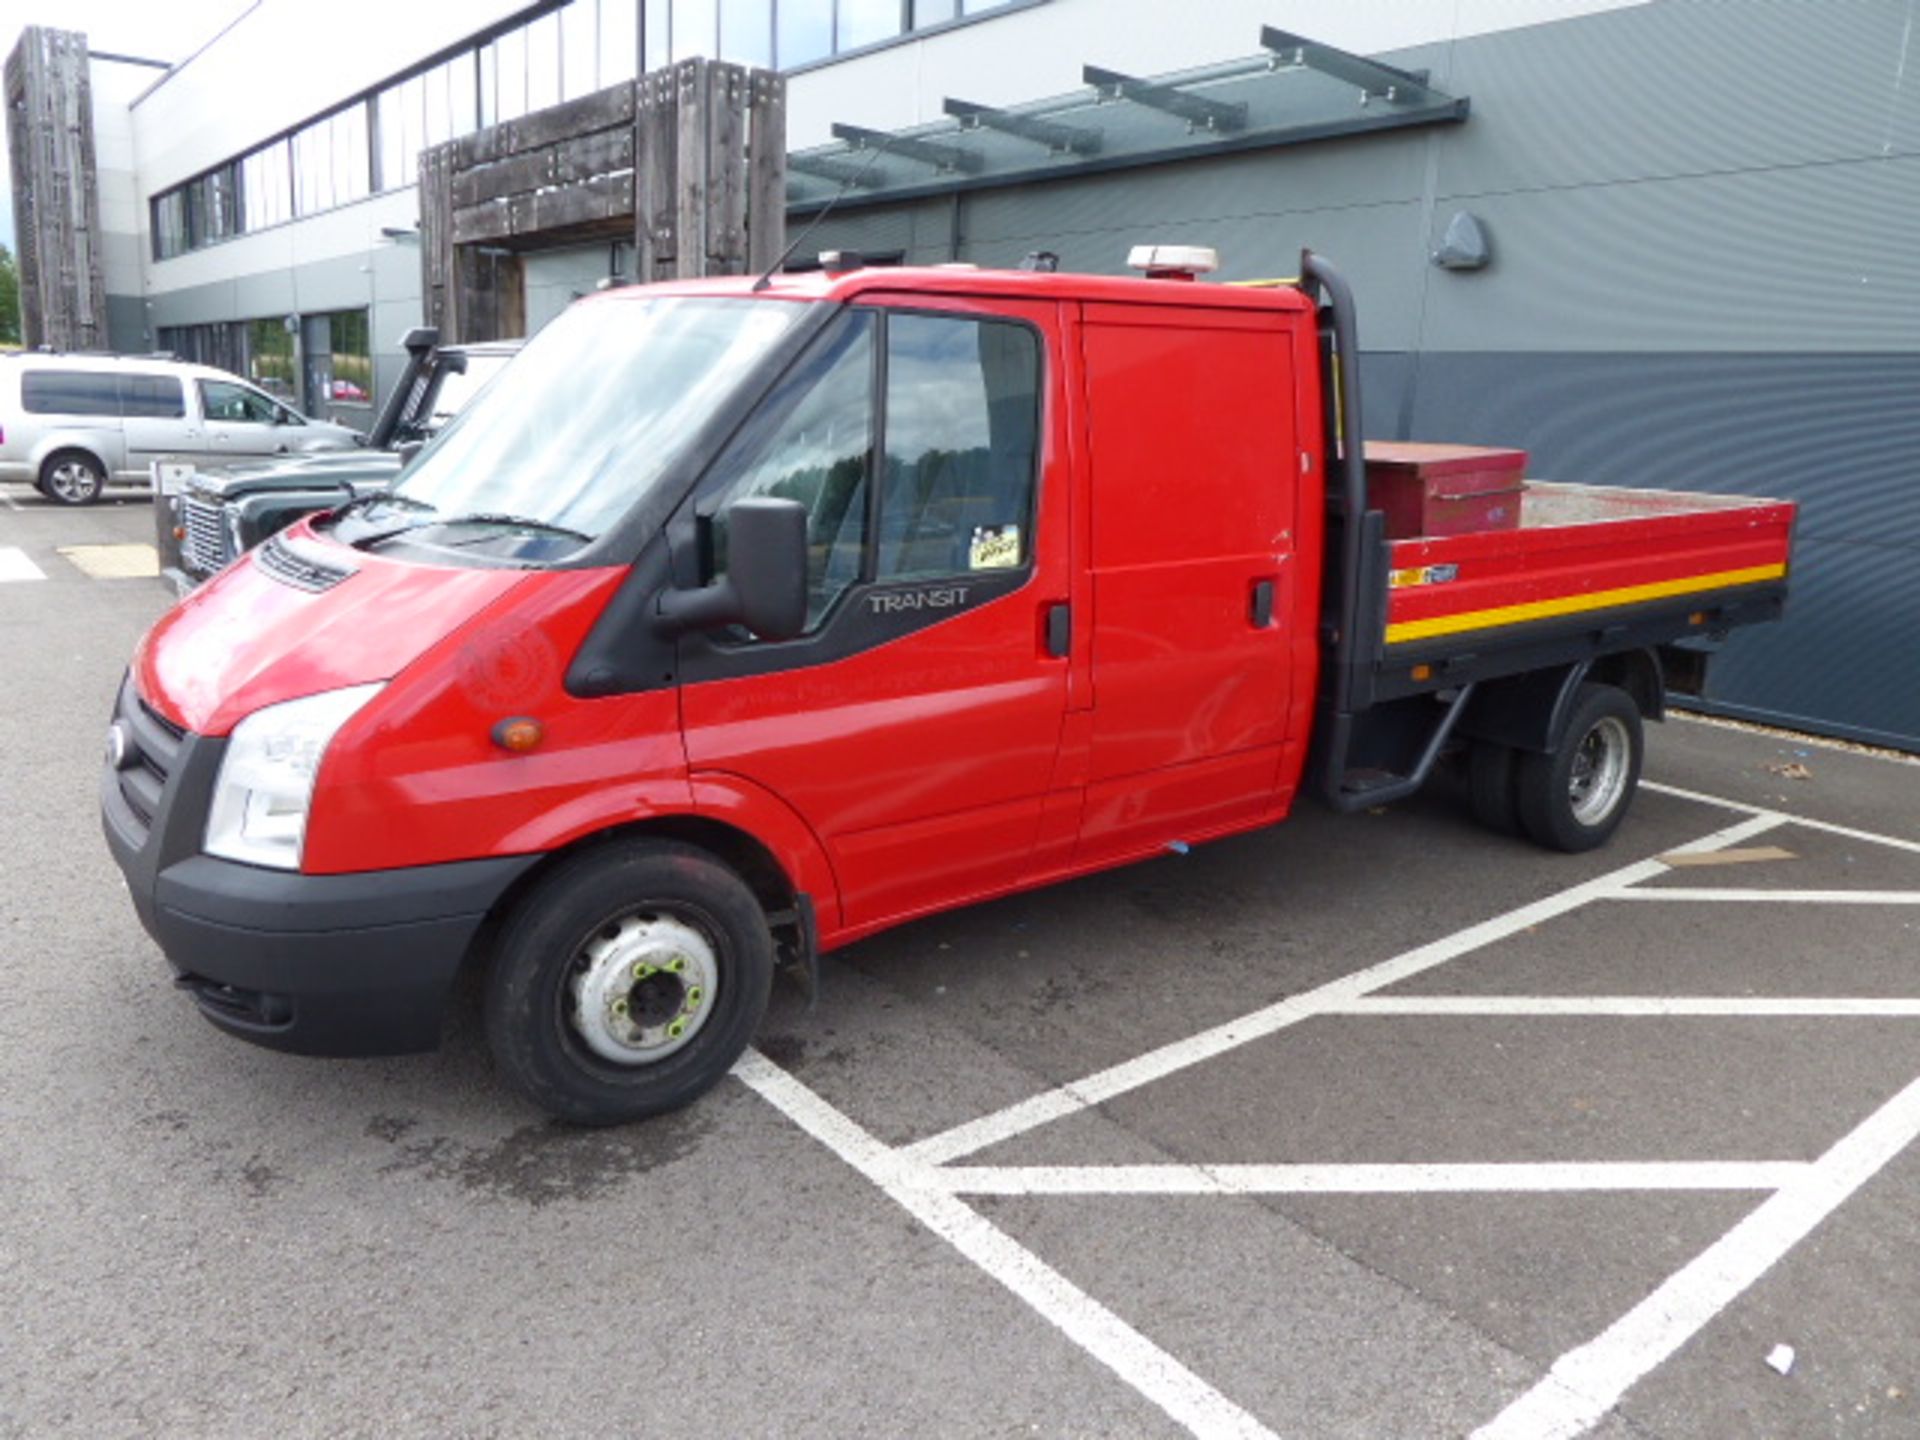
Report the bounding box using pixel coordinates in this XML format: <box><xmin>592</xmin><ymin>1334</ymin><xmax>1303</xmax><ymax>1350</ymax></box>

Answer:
<box><xmin>40</xmin><ymin>450</ymin><xmax>107</xmax><ymax>506</ymax></box>
<box><xmin>1467</xmin><ymin>741</ymin><xmax>1523</xmax><ymax>836</ymax></box>
<box><xmin>1515</xmin><ymin>683</ymin><xmax>1643</xmax><ymax>853</ymax></box>
<box><xmin>484</xmin><ymin>839</ymin><xmax>774</xmax><ymax>1126</ymax></box>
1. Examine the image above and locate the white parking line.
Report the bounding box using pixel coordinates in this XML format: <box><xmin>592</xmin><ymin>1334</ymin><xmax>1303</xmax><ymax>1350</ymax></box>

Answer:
<box><xmin>739</xmin><ymin>787</ymin><xmax>1920</xmax><ymax>1440</ymax></box>
<box><xmin>1643</xmin><ymin>781</ymin><xmax>1920</xmax><ymax>857</ymax></box>
<box><xmin>1614</xmin><ymin>888</ymin><xmax>1920</xmax><ymax>904</ymax></box>
<box><xmin>1336</xmin><ymin>996</ymin><xmax>1920</xmax><ymax>1017</ymax></box>
<box><xmin>905</xmin><ymin>811</ymin><xmax>1786</xmax><ymax>1166</ymax></box>
<box><xmin>1475</xmin><ymin>1071</ymin><xmax>1920</xmax><ymax>1440</ymax></box>
<box><xmin>0</xmin><ymin>546</ymin><xmax>47</xmax><ymax>582</ymax></box>
<box><xmin>931</xmin><ymin>1161</ymin><xmax>1810</xmax><ymax>1196</ymax></box>
<box><xmin>732</xmin><ymin>1049</ymin><xmax>1282</xmax><ymax>1440</ymax></box>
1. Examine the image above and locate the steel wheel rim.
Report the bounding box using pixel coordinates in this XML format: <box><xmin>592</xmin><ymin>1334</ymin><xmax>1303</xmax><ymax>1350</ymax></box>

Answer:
<box><xmin>1568</xmin><ymin>715</ymin><xmax>1631</xmax><ymax>826</ymax></box>
<box><xmin>47</xmin><ymin>461</ymin><xmax>97</xmax><ymax>502</ymax></box>
<box><xmin>566</xmin><ymin>909</ymin><xmax>720</xmax><ymax>1066</ymax></box>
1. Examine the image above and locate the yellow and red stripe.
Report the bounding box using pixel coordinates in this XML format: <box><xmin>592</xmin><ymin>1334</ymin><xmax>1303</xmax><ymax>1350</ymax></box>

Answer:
<box><xmin>1384</xmin><ymin>562</ymin><xmax>1787</xmax><ymax>645</ymax></box>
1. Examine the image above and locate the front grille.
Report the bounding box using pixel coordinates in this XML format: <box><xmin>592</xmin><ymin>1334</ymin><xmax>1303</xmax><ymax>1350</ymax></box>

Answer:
<box><xmin>181</xmin><ymin>497</ymin><xmax>232</xmax><ymax>575</ymax></box>
<box><xmin>257</xmin><ymin>534</ymin><xmax>355</xmax><ymax>593</ymax></box>
<box><xmin>104</xmin><ymin>682</ymin><xmax>187</xmax><ymax>848</ymax></box>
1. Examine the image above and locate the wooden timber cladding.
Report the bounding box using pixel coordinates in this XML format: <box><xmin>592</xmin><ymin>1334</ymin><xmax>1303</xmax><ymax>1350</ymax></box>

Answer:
<box><xmin>4</xmin><ymin>27</ymin><xmax>108</xmax><ymax>351</ymax></box>
<box><xmin>420</xmin><ymin>58</ymin><xmax>786</xmax><ymax>342</ymax></box>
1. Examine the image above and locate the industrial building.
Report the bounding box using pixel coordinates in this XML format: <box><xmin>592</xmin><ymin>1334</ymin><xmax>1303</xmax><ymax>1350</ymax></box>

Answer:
<box><xmin>7</xmin><ymin>0</ymin><xmax>1918</xmax><ymax>750</ymax></box>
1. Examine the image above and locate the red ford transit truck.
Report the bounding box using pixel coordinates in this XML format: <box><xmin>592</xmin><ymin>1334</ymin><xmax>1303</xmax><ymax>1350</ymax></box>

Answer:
<box><xmin>102</xmin><ymin>251</ymin><xmax>1795</xmax><ymax>1123</ymax></box>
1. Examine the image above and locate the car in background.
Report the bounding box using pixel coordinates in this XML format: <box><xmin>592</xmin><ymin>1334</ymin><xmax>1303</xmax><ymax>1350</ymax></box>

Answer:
<box><xmin>155</xmin><ymin>329</ymin><xmax>520</xmax><ymax>591</ymax></box>
<box><xmin>0</xmin><ymin>352</ymin><xmax>363</xmax><ymax>505</ymax></box>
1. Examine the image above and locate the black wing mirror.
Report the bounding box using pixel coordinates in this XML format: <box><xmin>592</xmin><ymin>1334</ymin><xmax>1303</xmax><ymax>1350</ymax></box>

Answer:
<box><xmin>655</xmin><ymin>497</ymin><xmax>808</xmax><ymax>641</ymax></box>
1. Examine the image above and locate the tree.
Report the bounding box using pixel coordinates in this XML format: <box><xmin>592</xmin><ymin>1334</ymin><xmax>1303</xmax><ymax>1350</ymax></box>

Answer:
<box><xmin>0</xmin><ymin>244</ymin><xmax>20</xmax><ymax>347</ymax></box>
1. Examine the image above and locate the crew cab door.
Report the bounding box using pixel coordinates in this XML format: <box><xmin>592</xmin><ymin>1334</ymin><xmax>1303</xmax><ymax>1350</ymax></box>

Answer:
<box><xmin>197</xmin><ymin>379</ymin><xmax>296</xmax><ymax>458</ymax></box>
<box><xmin>677</xmin><ymin>298</ymin><xmax>1071</xmax><ymax>932</ymax></box>
<box><xmin>1073</xmin><ymin>301</ymin><xmax>1299</xmax><ymax>864</ymax></box>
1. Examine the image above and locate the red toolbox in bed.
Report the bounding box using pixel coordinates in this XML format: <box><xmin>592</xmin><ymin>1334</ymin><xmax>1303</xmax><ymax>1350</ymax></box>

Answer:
<box><xmin>1363</xmin><ymin>442</ymin><xmax>1528</xmax><ymax>539</ymax></box>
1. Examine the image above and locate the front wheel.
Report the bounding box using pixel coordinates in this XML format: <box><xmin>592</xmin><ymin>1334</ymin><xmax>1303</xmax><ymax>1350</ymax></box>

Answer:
<box><xmin>484</xmin><ymin>840</ymin><xmax>775</xmax><ymax>1125</ymax></box>
<box><xmin>1514</xmin><ymin>683</ymin><xmax>1644</xmax><ymax>853</ymax></box>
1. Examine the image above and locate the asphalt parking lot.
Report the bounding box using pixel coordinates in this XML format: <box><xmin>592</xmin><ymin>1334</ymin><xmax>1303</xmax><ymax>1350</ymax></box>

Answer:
<box><xmin>4</xmin><ymin>488</ymin><xmax>1919</xmax><ymax>1439</ymax></box>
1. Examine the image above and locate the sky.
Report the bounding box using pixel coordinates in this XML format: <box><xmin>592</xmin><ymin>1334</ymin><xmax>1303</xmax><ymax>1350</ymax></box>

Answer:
<box><xmin>0</xmin><ymin>0</ymin><xmax>250</xmax><ymax>251</ymax></box>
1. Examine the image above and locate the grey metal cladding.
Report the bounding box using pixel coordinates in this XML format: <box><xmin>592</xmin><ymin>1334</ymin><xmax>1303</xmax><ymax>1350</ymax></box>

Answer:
<box><xmin>1397</xmin><ymin>351</ymin><xmax>1920</xmax><ymax>549</ymax></box>
<box><xmin>1418</xmin><ymin>154</ymin><xmax>1920</xmax><ymax>354</ymax></box>
<box><xmin>1433</xmin><ymin>0</ymin><xmax>1911</xmax><ymax>198</ymax></box>
<box><xmin>955</xmin><ymin>130</ymin><xmax>1431</xmax><ymax>248</ymax></box>
<box><xmin>1698</xmin><ymin>534</ymin><xmax>1920</xmax><ymax>750</ymax></box>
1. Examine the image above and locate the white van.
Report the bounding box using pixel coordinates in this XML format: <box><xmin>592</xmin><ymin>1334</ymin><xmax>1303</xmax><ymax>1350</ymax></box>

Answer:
<box><xmin>0</xmin><ymin>353</ymin><xmax>364</xmax><ymax>505</ymax></box>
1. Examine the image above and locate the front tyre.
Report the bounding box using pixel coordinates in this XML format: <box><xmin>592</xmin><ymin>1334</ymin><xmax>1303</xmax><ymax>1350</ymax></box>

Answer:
<box><xmin>1515</xmin><ymin>683</ymin><xmax>1644</xmax><ymax>853</ymax></box>
<box><xmin>484</xmin><ymin>840</ymin><xmax>774</xmax><ymax>1125</ymax></box>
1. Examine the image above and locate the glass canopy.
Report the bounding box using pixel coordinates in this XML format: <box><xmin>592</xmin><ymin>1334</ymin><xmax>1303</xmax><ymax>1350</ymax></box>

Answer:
<box><xmin>786</xmin><ymin>28</ymin><xmax>1471</xmax><ymax>212</ymax></box>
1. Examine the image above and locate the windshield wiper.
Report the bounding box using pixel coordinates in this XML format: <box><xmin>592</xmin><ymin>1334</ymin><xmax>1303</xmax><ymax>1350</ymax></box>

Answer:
<box><xmin>350</xmin><ymin>511</ymin><xmax>593</xmax><ymax>552</ymax></box>
<box><xmin>431</xmin><ymin>513</ymin><xmax>594</xmax><ymax>542</ymax></box>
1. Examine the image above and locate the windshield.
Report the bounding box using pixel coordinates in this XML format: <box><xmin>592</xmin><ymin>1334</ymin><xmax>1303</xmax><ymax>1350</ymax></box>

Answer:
<box><xmin>358</xmin><ymin>296</ymin><xmax>805</xmax><ymax>559</ymax></box>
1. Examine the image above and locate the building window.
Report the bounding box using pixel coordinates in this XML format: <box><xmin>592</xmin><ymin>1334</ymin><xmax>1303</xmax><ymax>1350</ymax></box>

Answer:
<box><xmin>248</xmin><ymin>318</ymin><xmax>297</xmax><ymax>401</ymax></box>
<box><xmin>721</xmin><ymin>0</ymin><xmax>774</xmax><ymax>68</ymax></box>
<box><xmin>331</xmin><ymin>310</ymin><xmax>373</xmax><ymax>405</ymax></box>
<box><xmin>562</xmin><ymin>0</ymin><xmax>603</xmax><ymax>98</ymax></box>
<box><xmin>602</xmin><ymin>0</ymin><xmax>640</xmax><ymax>85</ymax></box>
<box><xmin>241</xmin><ymin>141</ymin><xmax>292</xmax><ymax>231</ymax></box>
<box><xmin>834</xmin><ymin>0</ymin><xmax>900</xmax><ymax>51</ymax></box>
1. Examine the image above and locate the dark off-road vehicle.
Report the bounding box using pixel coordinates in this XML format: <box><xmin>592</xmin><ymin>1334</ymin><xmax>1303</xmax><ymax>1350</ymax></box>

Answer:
<box><xmin>155</xmin><ymin>328</ymin><xmax>519</xmax><ymax>591</ymax></box>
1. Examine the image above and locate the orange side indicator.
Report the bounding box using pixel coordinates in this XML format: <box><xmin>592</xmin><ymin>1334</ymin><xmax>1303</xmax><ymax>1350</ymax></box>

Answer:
<box><xmin>492</xmin><ymin>717</ymin><xmax>545</xmax><ymax>753</ymax></box>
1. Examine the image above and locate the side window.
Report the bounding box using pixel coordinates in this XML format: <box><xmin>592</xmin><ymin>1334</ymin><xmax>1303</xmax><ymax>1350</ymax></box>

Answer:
<box><xmin>120</xmin><ymin>375</ymin><xmax>186</xmax><ymax>418</ymax></box>
<box><xmin>706</xmin><ymin>313</ymin><xmax>874</xmax><ymax>632</ymax></box>
<box><xmin>877</xmin><ymin>314</ymin><xmax>1040</xmax><ymax>581</ymax></box>
<box><xmin>21</xmin><ymin>371</ymin><xmax>120</xmax><ymax>417</ymax></box>
<box><xmin>200</xmin><ymin>380</ymin><xmax>277</xmax><ymax>424</ymax></box>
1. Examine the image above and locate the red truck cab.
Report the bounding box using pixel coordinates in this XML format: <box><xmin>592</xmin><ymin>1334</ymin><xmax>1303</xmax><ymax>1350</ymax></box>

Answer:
<box><xmin>102</xmin><ymin>252</ymin><xmax>1793</xmax><ymax>1123</ymax></box>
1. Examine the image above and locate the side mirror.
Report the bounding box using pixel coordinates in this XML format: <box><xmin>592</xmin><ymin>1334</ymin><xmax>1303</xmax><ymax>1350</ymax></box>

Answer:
<box><xmin>395</xmin><ymin>439</ymin><xmax>425</xmax><ymax>468</ymax></box>
<box><xmin>655</xmin><ymin>497</ymin><xmax>808</xmax><ymax>642</ymax></box>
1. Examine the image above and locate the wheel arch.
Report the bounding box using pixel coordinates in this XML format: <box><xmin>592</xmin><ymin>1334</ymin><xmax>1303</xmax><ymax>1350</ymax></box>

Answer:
<box><xmin>36</xmin><ymin>442</ymin><xmax>109</xmax><ymax>482</ymax></box>
<box><xmin>465</xmin><ymin>809</ymin><xmax>826</xmax><ymax>980</ymax></box>
<box><xmin>1457</xmin><ymin>648</ymin><xmax>1664</xmax><ymax>755</ymax></box>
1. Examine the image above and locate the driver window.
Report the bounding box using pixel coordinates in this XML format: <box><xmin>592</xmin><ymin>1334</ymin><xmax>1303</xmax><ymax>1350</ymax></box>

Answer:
<box><xmin>705</xmin><ymin>313</ymin><xmax>873</xmax><ymax>632</ymax></box>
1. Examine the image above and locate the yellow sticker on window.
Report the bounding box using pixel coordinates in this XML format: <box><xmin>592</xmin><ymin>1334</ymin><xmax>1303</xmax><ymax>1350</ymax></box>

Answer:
<box><xmin>969</xmin><ymin>525</ymin><xmax>1022</xmax><ymax>570</ymax></box>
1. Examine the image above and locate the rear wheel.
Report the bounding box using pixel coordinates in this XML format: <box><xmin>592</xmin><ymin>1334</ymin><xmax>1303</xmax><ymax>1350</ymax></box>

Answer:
<box><xmin>484</xmin><ymin>840</ymin><xmax>774</xmax><ymax>1125</ymax></box>
<box><xmin>1467</xmin><ymin>741</ymin><xmax>1522</xmax><ymax>836</ymax></box>
<box><xmin>1515</xmin><ymin>683</ymin><xmax>1643</xmax><ymax>853</ymax></box>
<box><xmin>40</xmin><ymin>450</ymin><xmax>107</xmax><ymax>506</ymax></box>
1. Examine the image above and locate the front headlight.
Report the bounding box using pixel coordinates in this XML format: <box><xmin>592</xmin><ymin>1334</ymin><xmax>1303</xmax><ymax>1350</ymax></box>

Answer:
<box><xmin>205</xmin><ymin>683</ymin><xmax>384</xmax><ymax>869</ymax></box>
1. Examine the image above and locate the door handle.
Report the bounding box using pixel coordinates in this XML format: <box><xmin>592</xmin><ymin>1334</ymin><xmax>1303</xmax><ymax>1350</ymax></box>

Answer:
<box><xmin>1250</xmin><ymin>579</ymin><xmax>1276</xmax><ymax>628</ymax></box>
<box><xmin>1044</xmin><ymin>602</ymin><xmax>1071</xmax><ymax>658</ymax></box>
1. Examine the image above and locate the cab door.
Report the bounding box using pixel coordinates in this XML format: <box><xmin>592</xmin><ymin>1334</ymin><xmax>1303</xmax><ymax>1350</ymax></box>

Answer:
<box><xmin>677</xmin><ymin>298</ymin><xmax>1071</xmax><ymax>932</ymax></box>
<box><xmin>1073</xmin><ymin>301</ymin><xmax>1299</xmax><ymax>865</ymax></box>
